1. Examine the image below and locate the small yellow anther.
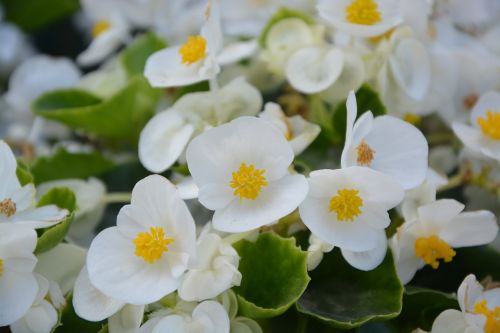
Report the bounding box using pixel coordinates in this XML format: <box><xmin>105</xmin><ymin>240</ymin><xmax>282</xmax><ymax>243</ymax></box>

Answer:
<box><xmin>230</xmin><ymin>163</ymin><xmax>268</xmax><ymax>200</ymax></box>
<box><xmin>133</xmin><ymin>227</ymin><xmax>174</xmax><ymax>264</ymax></box>
<box><xmin>346</xmin><ymin>0</ymin><xmax>382</xmax><ymax>25</ymax></box>
<box><xmin>414</xmin><ymin>235</ymin><xmax>456</xmax><ymax>269</ymax></box>
<box><xmin>477</xmin><ymin>111</ymin><xmax>500</xmax><ymax>140</ymax></box>
<box><xmin>329</xmin><ymin>188</ymin><xmax>363</xmax><ymax>222</ymax></box>
<box><xmin>179</xmin><ymin>35</ymin><xmax>207</xmax><ymax>65</ymax></box>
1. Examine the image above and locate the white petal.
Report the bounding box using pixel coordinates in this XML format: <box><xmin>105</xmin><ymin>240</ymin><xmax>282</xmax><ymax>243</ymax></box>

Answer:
<box><xmin>213</xmin><ymin>174</ymin><xmax>308</xmax><ymax>233</ymax></box>
<box><xmin>417</xmin><ymin>199</ymin><xmax>464</xmax><ymax>227</ymax></box>
<box><xmin>341</xmin><ymin>231</ymin><xmax>387</xmax><ymax>271</ymax></box>
<box><xmin>0</xmin><ymin>140</ymin><xmax>21</xmax><ymax>199</ymax></box>
<box><xmin>139</xmin><ymin>109</ymin><xmax>194</xmax><ymax>173</ymax></box>
<box><xmin>198</xmin><ymin>183</ymin><xmax>234</xmax><ymax>211</ymax></box>
<box><xmin>151</xmin><ymin>315</ymin><xmax>187</xmax><ymax>333</ymax></box>
<box><xmin>10</xmin><ymin>300</ymin><xmax>58</xmax><ymax>333</ymax></box>
<box><xmin>457</xmin><ymin>274</ymin><xmax>483</xmax><ymax>312</ymax></box>
<box><xmin>440</xmin><ymin>211</ymin><xmax>498</xmax><ymax>248</ymax></box>
<box><xmin>452</xmin><ymin>123</ymin><xmax>487</xmax><ymax>154</ymax></box>
<box><xmin>217</xmin><ymin>40</ymin><xmax>258</xmax><ymax>66</ymax></box>
<box><xmin>77</xmin><ymin>27</ymin><xmax>128</xmax><ymax>66</ymax></box>
<box><xmin>0</xmin><ymin>271</ymin><xmax>38</xmax><ymax>326</ymax></box>
<box><xmin>286</xmin><ymin>47</ymin><xmax>344</xmax><ymax>94</ymax></box>
<box><xmin>431</xmin><ymin>309</ymin><xmax>470</xmax><ymax>333</ymax></box>
<box><xmin>470</xmin><ymin>91</ymin><xmax>500</xmax><ymax>125</ymax></box>
<box><xmin>0</xmin><ymin>223</ymin><xmax>37</xmax><ymax>264</ymax></box>
<box><xmin>192</xmin><ymin>301</ymin><xmax>230</xmax><ymax>333</ymax></box>
<box><xmin>11</xmin><ymin>205</ymin><xmax>68</xmax><ymax>229</ymax></box>
<box><xmin>108</xmin><ymin>304</ymin><xmax>144</xmax><ymax>333</ymax></box>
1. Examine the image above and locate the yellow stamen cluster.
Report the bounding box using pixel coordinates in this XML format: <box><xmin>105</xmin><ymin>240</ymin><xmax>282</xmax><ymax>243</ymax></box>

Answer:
<box><xmin>92</xmin><ymin>20</ymin><xmax>111</xmax><ymax>38</ymax></box>
<box><xmin>230</xmin><ymin>163</ymin><xmax>268</xmax><ymax>200</ymax></box>
<box><xmin>345</xmin><ymin>0</ymin><xmax>382</xmax><ymax>25</ymax></box>
<box><xmin>403</xmin><ymin>113</ymin><xmax>422</xmax><ymax>125</ymax></box>
<box><xmin>477</xmin><ymin>111</ymin><xmax>500</xmax><ymax>140</ymax></box>
<box><xmin>329</xmin><ymin>189</ymin><xmax>363</xmax><ymax>222</ymax></box>
<box><xmin>414</xmin><ymin>235</ymin><xmax>456</xmax><ymax>269</ymax></box>
<box><xmin>356</xmin><ymin>140</ymin><xmax>375</xmax><ymax>166</ymax></box>
<box><xmin>474</xmin><ymin>299</ymin><xmax>500</xmax><ymax>333</ymax></box>
<box><xmin>133</xmin><ymin>227</ymin><xmax>174</xmax><ymax>264</ymax></box>
<box><xmin>179</xmin><ymin>35</ymin><xmax>207</xmax><ymax>65</ymax></box>
<box><xmin>0</xmin><ymin>198</ymin><xmax>16</xmax><ymax>218</ymax></box>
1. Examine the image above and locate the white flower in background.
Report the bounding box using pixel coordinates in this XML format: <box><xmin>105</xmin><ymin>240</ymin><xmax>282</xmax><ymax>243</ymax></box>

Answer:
<box><xmin>391</xmin><ymin>199</ymin><xmax>498</xmax><ymax>284</ymax></box>
<box><xmin>178</xmin><ymin>231</ymin><xmax>241</xmax><ymax>301</ymax></box>
<box><xmin>453</xmin><ymin>91</ymin><xmax>500</xmax><ymax>162</ymax></box>
<box><xmin>429</xmin><ymin>146</ymin><xmax>457</xmax><ymax>176</ymax></box>
<box><xmin>341</xmin><ymin>91</ymin><xmax>429</xmax><ymax>190</ymax></box>
<box><xmin>0</xmin><ymin>223</ymin><xmax>38</xmax><ymax>326</ymax></box>
<box><xmin>37</xmin><ymin>178</ymin><xmax>106</xmax><ymax>246</ymax></box>
<box><xmin>0</xmin><ymin>141</ymin><xmax>68</xmax><ymax>228</ymax></box>
<box><xmin>317</xmin><ymin>0</ymin><xmax>402</xmax><ymax>38</ymax></box>
<box><xmin>0</xmin><ymin>20</ymin><xmax>33</xmax><ymax>78</ymax></box>
<box><xmin>306</xmin><ymin>234</ymin><xmax>334</xmax><ymax>271</ymax></box>
<box><xmin>186</xmin><ymin>117</ymin><xmax>308</xmax><ymax>233</ymax></box>
<box><xmin>139</xmin><ymin>77</ymin><xmax>262</xmax><ymax>173</ymax></box>
<box><xmin>218</xmin><ymin>290</ymin><xmax>262</xmax><ymax>333</ymax></box>
<box><xmin>140</xmin><ymin>301</ymin><xmax>230</xmax><ymax>333</ymax></box>
<box><xmin>299</xmin><ymin>167</ymin><xmax>404</xmax><ymax>270</ymax></box>
<box><xmin>258</xmin><ymin>102</ymin><xmax>320</xmax><ymax>155</ymax></box>
<box><xmin>78</xmin><ymin>58</ymin><xmax>128</xmax><ymax>99</ymax></box>
<box><xmin>431</xmin><ymin>274</ymin><xmax>500</xmax><ymax>333</ymax></box>
<box><xmin>86</xmin><ymin>175</ymin><xmax>197</xmax><ymax>304</ymax></box>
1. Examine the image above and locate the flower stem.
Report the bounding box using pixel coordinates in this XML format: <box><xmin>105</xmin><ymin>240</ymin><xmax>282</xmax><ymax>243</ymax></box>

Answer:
<box><xmin>102</xmin><ymin>192</ymin><xmax>132</xmax><ymax>204</ymax></box>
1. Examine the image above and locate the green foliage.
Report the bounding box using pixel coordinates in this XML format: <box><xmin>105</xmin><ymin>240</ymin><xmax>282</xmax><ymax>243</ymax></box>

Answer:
<box><xmin>16</xmin><ymin>159</ymin><xmax>34</xmax><ymax>185</ymax></box>
<box><xmin>54</xmin><ymin>293</ymin><xmax>105</xmax><ymax>333</ymax></box>
<box><xmin>234</xmin><ymin>232</ymin><xmax>310</xmax><ymax>318</ymax></box>
<box><xmin>30</xmin><ymin>148</ymin><xmax>115</xmax><ymax>184</ymax></box>
<box><xmin>35</xmin><ymin>187</ymin><xmax>76</xmax><ymax>254</ymax></box>
<box><xmin>258</xmin><ymin>7</ymin><xmax>315</xmax><ymax>47</ymax></box>
<box><xmin>297</xmin><ymin>248</ymin><xmax>403</xmax><ymax>329</ymax></box>
<box><xmin>120</xmin><ymin>33</ymin><xmax>167</xmax><ymax>77</ymax></box>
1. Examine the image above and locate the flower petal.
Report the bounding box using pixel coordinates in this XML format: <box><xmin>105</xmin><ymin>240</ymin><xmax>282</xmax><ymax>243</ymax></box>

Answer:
<box><xmin>0</xmin><ymin>270</ymin><xmax>38</xmax><ymax>326</ymax></box>
<box><xmin>341</xmin><ymin>231</ymin><xmax>387</xmax><ymax>271</ymax></box>
<box><xmin>440</xmin><ymin>211</ymin><xmax>498</xmax><ymax>248</ymax></box>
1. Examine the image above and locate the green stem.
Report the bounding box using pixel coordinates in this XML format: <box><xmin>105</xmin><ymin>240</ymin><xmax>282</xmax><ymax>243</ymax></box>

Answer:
<box><xmin>102</xmin><ymin>192</ymin><xmax>132</xmax><ymax>204</ymax></box>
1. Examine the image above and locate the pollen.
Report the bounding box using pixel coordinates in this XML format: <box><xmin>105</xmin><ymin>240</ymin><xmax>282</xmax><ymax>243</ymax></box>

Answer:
<box><xmin>230</xmin><ymin>163</ymin><xmax>268</xmax><ymax>200</ymax></box>
<box><xmin>92</xmin><ymin>20</ymin><xmax>111</xmax><ymax>38</ymax></box>
<box><xmin>329</xmin><ymin>189</ymin><xmax>363</xmax><ymax>222</ymax></box>
<box><xmin>356</xmin><ymin>140</ymin><xmax>375</xmax><ymax>166</ymax></box>
<box><xmin>133</xmin><ymin>227</ymin><xmax>174</xmax><ymax>264</ymax></box>
<box><xmin>0</xmin><ymin>198</ymin><xmax>16</xmax><ymax>218</ymax></box>
<box><xmin>414</xmin><ymin>235</ymin><xmax>456</xmax><ymax>269</ymax></box>
<box><xmin>477</xmin><ymin>111</ymin><xmax>500</xmax><ymax>140</ymax></box>
<box><xmin>473</xmin><ymin>299</ymin><xmax>500</xmax><ymax>333</ymax></box>
<box><xmin>345</xmin><ymin>0</ymin><xmax>382</xmax><ymax>25</ymax></box>
<box><xmin>179</xmin><ymin>35</ymin><xmax>207</xmax><ymax>65</ymax></box>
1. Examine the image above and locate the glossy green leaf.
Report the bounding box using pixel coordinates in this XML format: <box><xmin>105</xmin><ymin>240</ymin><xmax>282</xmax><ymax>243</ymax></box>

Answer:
<box><xmin>120</xmin><ymin>32</ymin><xmax>167</xmax><ymax>77</ymax></box>
<box><xmin>30</xmin><ymin>148</ymin><xmax>115</xmax><ymax>184</ymax></box>
<box><xmin>54</xmin><ymin>293</ymin><xmax>105</xmax><ymax>333</ymax></box>
<box><xmin>234</xmin><ymin>232</ymin><xmax>310</xmax><ymax>318</ymax></box>
<box><xmin>35</xmin><ymin>187</ymin><xmax>76</xmax><ymax>254</ymax></box>
<box><xmin>16</xmin><ymin>159</ymin><xmax>34</xmax><ymax>185</ymax></box>
<box><xmin>297</xmin><ymin>248</ymin><xmax>403</xmax><ymax>329</ymax></box>
<box><xmin>32</xmin><ymin>76</ymin><xmax>158</xmax><ymax>143</ymax></box>
<box><xmin>258</xmin><ymin>7</ymin><xmax>315</xmax><ymax>47</ymax></box>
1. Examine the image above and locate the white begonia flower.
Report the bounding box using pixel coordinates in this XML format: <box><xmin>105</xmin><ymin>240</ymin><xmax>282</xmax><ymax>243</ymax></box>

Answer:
<box><xmin>306</xmin><ymin>234</ymin><xmax>334</xmax><ymax>271</ymax></box>
<box><xmin>108</xmin><ymin>304</ymin><xmax>145</xmax><ymax>333</ymax></box>
<box><xmin>431</xmin><ymin>274</ymin><xmax>500</xmax><ymax>333</ymax></box>
<box><xmin>453</xmin><ymin>91</ymin><xmax>500</xmax><ymax>162</ymax></box>
<box><xmin>258</xmin><ymin>102</ymin><xmax>321</xmax><ymax>156</ymax></box>
<box><xmin>179</xmin><ymin>231</ymin><xmax>241</xmax><ymax>302</ymax></box>
<box><xmin>341</xmin><ymin>91</ymin><xmax>429</xmax><ymax>190</ymax></box>
<box><xmin>317</xmin><ymin>0</ymin><xmax>403</xmax><ymax>38</ymax></box>
<box><xmin>0</xmin><ymin>223</ymin><xmax>38</xmax><ymax>326</ymax></box>
<box><xmin>0</xmin><ymin>141</ymin><xmax>68</xmax><ymax>229</ymax></box>
<box><xmin>391</xmin><ymin>199</ymin><xmax>498</xmax><ymax>285</ymax></box>
<box><xmin>299</xmin><ymin>166</ymin><xmax>404</xmax><ymax>270</ymax></box>
<box><xmin>139</xmin><ymin>77</ymin><xmax>262</xmax><ymax>173</ymax></box>
<box><xmin>186</xmin><ymin>116</ymin><xmax>308</xmax><ymax>233</ymax></box>
<box><xmin>37</xmin><ymin>178</ymin><xmax>106</xmax><ymax>246</ymax></box>
<box><xmin>10</xmin><ymin>275</ymin><xmax>59</xmax><ymax>333</ymax></box>
<box><xmin>86</xmin><ymin>175</ymin><xmax>197</xmax><ymax>305</ymax></box>
<box><xmin>217</xmin><ymin>290</ymin><xmax>263</xmax><ymax>333</ymax></box>
<box><xmin>0</xmin><ymin>22</ymin><xmax>33</xmax><ymax>78</ymax></box>
<box><xmin>78</xmin><ymin>58</ymin><xmax>128</xmax><ymax>99</ymax></box>
<box><xmin>141</xmin><ymin>300</ymin><xmax>230</xmax><ymax>333</ymax></box>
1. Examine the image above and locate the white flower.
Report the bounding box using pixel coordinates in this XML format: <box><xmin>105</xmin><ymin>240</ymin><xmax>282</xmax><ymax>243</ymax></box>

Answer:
<box><xmin>258</xmin><ymin>102</ymin><xmax>321</xmax><ymax>155</ymax></box>
<box><xmin>453</xmin><ymin>91</ymin><xmax>500</xmax><ymax>162</ymax></box>
<box><xmin>0</xmin><ymin>21</ymin><xmax>33</xmax><ymax>78</ymax></box>
<box><xmin>139</xmin><ymin>77</ymin><xmax>262</xmax><ymax>173</ymax></box>
<box><xmin>178</xmin><ymin>231</ymin><xmax>241</xmax><ymax>301</ymax></box>
<box><xmin>0</xmin><ymin>223</ymin><xmax>38</xmax><ymax>326</ymax></box>
<box><xmin>108</xmin><ymin>304</ymin><xmax>145</xmax><ymax>333</ymax></box>
<box><xmin>186</xmin><ymin>117</ymin><xmax>308</xmax><ymax>233</ymax></box>
<box><xmin>299</xmin><ymin>166</ymin><xmax>404</xmax><ymax>270</ymax></box>
<box><xmin>341</xmin><ymin>91</ymin><xmax>429</xmax><ymax>190</ymax></box>
<box><xmin>140</xmin><ymin>301</ymin><xmax>230</xmax><ymax>333</ymax></box>
<box><xmin>0</xmin><ymin>141</ymin><xmax>69</xmax><ymax>229</ymax></box>
<box><xmin>317</xmin><ymin>0</ymin><xmax>403</xmax><ymax>38</ymax></box>
<box><xmin>431</xmin><ymin>274</ymin><xmax>500</xmax><ymax>333</ymax></box>
<box><xmin>78</xmin><ymin>58</ymin><xmax>128</xmax><ymax>99</ymax></box>
<box><xmin>391</xmin><ymin>199</ymin><xmax>498</xmax><ymax>284</ymax></box>
<box><xmin>306</xmin><ymin>234</ymin><xmax>334</xmax><ymax>271</ymax></box>
<box><xmin>86</xmin><ymin>175</ymin><xmax>197</xmax><ymax>304</ymax></box>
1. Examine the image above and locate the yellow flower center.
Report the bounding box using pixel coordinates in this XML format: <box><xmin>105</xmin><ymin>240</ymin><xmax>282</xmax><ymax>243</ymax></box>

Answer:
<box><xmin>356</xmin><ymin>140</ymin><xmax>375</xmax><ymax>166</ymax></box>
<box><xmin>92</xmin><ymin>20</ymin><xmax>111</xmax><ymax>38</ymax></box>
<box><xmin>0</xmin><ymin>258</ymin><xmax>3</xmax><ymax>277</ymax></box>
<box><xmin>329</xmin><ymin>189</ymin><xmax>363</xmax><ymax>222</ymax></box>
<box><xmin>0</xmin><ymin>198</ymin><xmax>16</xmax><ymax>218</ymax></box>
<box><xmin>474</xmin><ymin>299</ymin><xmax>500</xmax><ymax>333</ymax></box>
<box><xmin>414</xmin><ymin>235</ymin><xmax>456</xmax><ymax>269</ymax></box>
<box><xmin>403</xmin><ymin>113</ymin><xmax>422</xmax><ymax>125</ymax></box>
<box><xmin>133</xmin><ymin>227</ymin><xmax>174</xmax><ymax>264</ymax></box>
<box><xmin>179</xmin><ymin>35</ymin><xmax>207</xmax><ymax>65</ymax></box>
<box><xmin>345</xmin><ymin>0</ymin><xmax>382</xmax><ymax>25</ymax></box>
<box><xmin>230</xmin><ymin>163</ymin><xmax>268</xmax><ymax>200</ymax></box>
<box><xmin>477</xmin><ymin>111</ymin><xmax>500</xmax><ymax>140</ymax></box>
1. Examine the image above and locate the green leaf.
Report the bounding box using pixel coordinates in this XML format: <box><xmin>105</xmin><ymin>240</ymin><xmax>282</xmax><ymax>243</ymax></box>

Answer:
<box><xmin>120</xmin><ymin>32</ymin><xmax>167</xmax><ymax>77</ymax></box>
<box><xmin>35</xmin><ymin>187</ymin><xmax>76</xmax><ymax>254</ymax></box>
<box><xmin>32</xmin><ymin>76</ymin><xmax>158</xmax><ymax>143</ymax></box>
<box><xmin>332</xmin><ymin>84</ymin><xmax>387</xmax><ymax>141</ymax></box>
<box><xmin>30</xmin><ymin>148</ymin><xmax>115</xmax><ymax>184</ymax></box>
<box><xmin>233</xmin><ymin>232</ymin><xmax>310</xmax><ymax>319</ymax></box>
<box><xmin>258</xmin><ymin>7</ymin><xmax>315</xmax><ymax>47</ymax></box>
<box><xmin>54</xmin><ymin>293</ymin><xmax>105</xmax><ymax>333</ymax></box>
<box><xmin>16</xmin><ymin>159</ymin><xmax>34</xmax><ymax>185</ymax></box>
<box><xmin>297</xmin><ymin>248</ymin><xmax>403</xmax><ymax>329</ymax></box>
